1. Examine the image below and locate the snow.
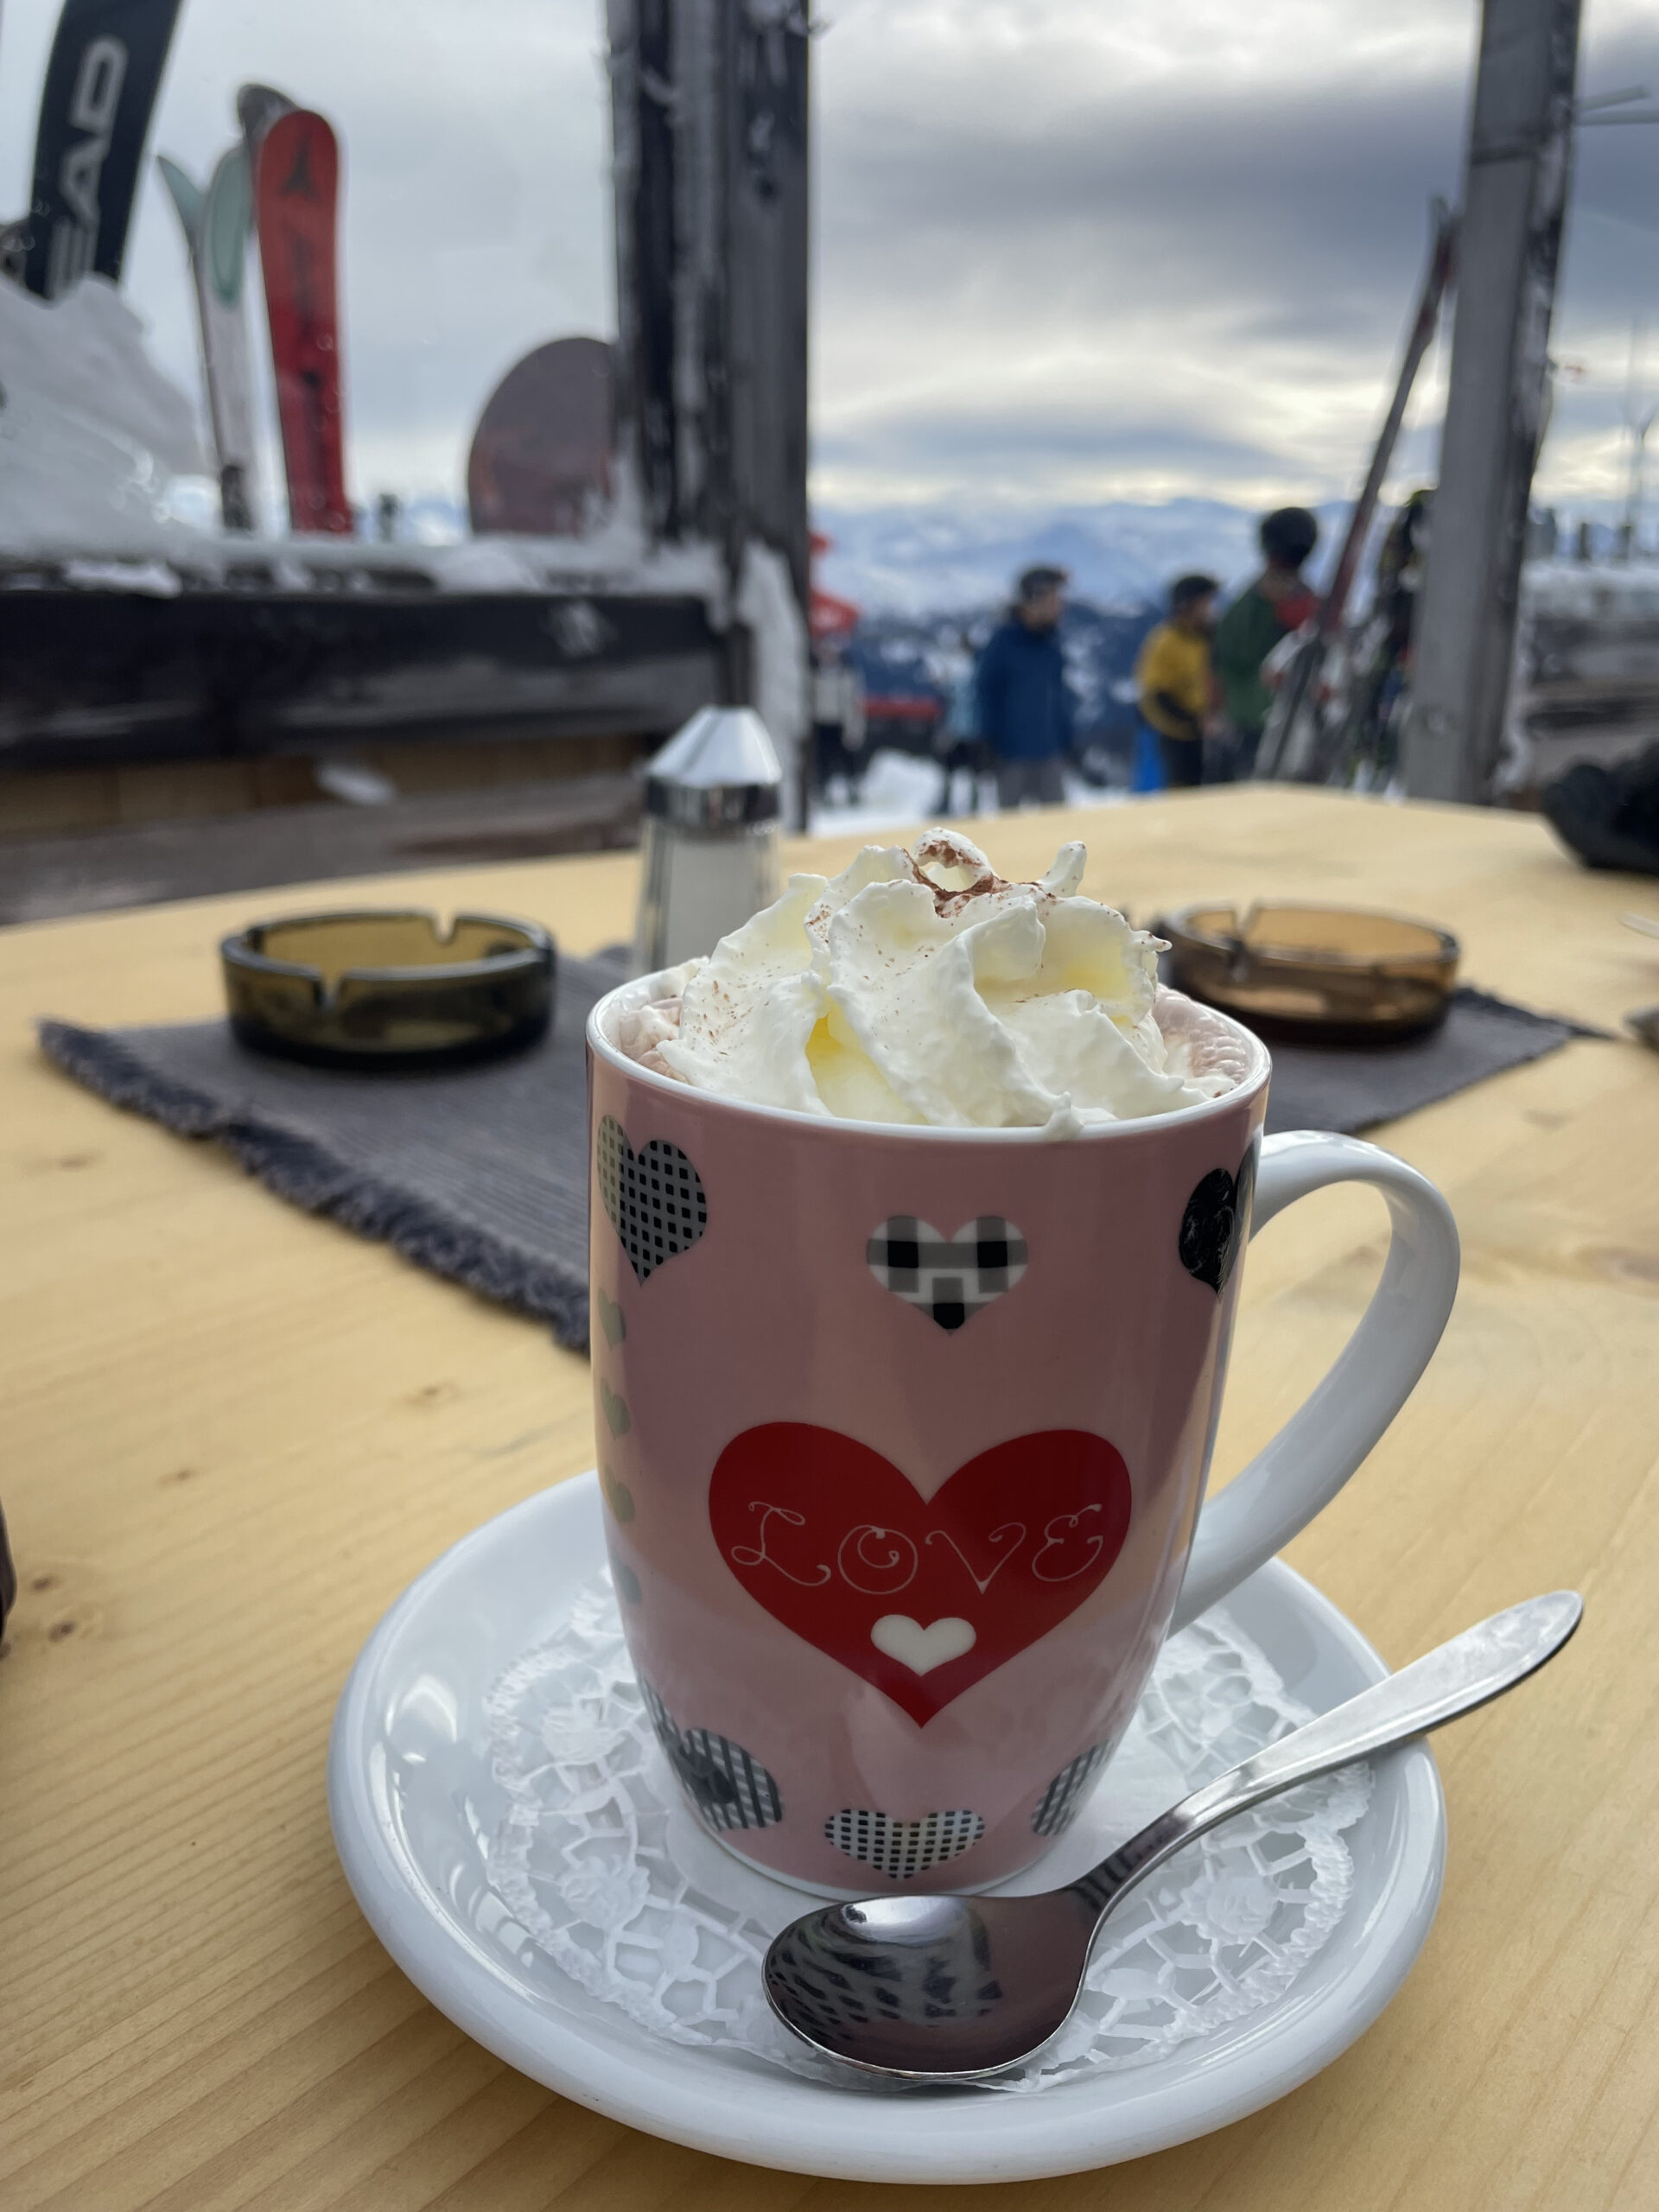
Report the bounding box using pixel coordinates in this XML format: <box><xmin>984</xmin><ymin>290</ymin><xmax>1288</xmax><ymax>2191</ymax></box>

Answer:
<box><xmin>0</xmin><ymin>307</ymin><xmax>729</xmax><ymax>605</ymax></box>
<box><xmin>0</xmin><ymin>276</ymin><xmax>208</xmax><ymax>558</ymax></box>
<box><xmin>0</xmin><ymin>283</ymin><xmax>723</xmax><ymax>597</ymax></box>
<box><xmin>807</xmin><ymin>746</ymin><xmax>1126</xmax><ymax>839</ymax></box>
<box><xmin>417</xmin><ymin>529</ymin><xmax>724</xmax><ymax>599</ymax></box>
<box><xmin>734</xmin><ymin>538</ymin><xmax>810</xmax><ymax>819</ymax></box>
<box><xmin>61</xmin><ymin>559</ymin><xmax>181</xmax><ymax>598</ymax></box>
<box><xmin>1522</xmin><ymin>558</ymin><xmax>1659</xmax><ymax>622</ymax></box>
<box><xmin>397</xmin><ymin>456</ymin><xmax>725</xmax><ymax>601</ymax></box>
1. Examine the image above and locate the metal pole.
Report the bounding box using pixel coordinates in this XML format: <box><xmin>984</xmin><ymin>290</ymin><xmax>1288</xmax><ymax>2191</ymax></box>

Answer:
<box><xmin>1402</xmin><ymin>0</ymin><xmax>1582</xmax><ymax>804</ymax></box>
<box><xmin>608</xmin><ymin>0</ymin><xmax>811</xmax><ymax>823</ymax></box>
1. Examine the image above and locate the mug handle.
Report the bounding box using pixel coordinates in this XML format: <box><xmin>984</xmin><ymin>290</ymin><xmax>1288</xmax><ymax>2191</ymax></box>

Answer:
<box><xmin>1170</xmin><ymin>1129</ymin><xmax>1460</xmax><ymax>1633</ymax></box>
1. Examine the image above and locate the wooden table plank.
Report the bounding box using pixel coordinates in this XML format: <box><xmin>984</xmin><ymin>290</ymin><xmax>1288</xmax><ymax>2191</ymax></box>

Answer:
<box><xmin>3</xmin><ymin>790</ymin><xmax>1656</xmax><ymax>2209</ymax></box>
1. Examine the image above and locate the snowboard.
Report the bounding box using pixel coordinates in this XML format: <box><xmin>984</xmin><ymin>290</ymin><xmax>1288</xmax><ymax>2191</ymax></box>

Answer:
<box><xmin>255</xmin><ymin>109</ymin><xmax>350</xmax><ymax>535</ymax></box>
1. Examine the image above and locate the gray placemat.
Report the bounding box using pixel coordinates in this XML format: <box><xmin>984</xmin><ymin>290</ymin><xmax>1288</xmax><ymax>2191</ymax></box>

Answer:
<box><xmin>37</xmin><ymin>969</ymin><xmax>1599</xmax><ymax>1348</ymax></box>
<box><xmin>1258</xmin><ymin>987</ymin><xmax>1605</xmax><ymax>1136</ymax></box>
<box><xmin>39</xmin><ymin>947</ymin><xmax>632</xmax><ymax>1351</ymax></box>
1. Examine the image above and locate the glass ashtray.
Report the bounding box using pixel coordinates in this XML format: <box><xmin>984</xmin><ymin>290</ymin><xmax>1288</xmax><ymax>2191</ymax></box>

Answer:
<box><xmin>1157</xmin><ymin>902</ymin><xmax>1459</xmax><ymax>1044</ymax></box>
<box><xmin>221</xmin><ymin>909</ymin><xmax>555</xmax><ymax>1068</ymax></box>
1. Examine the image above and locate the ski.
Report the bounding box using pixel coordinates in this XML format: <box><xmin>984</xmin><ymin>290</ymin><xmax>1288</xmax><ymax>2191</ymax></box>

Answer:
<box><xmin>158</xmin><ymin>141</ymin><xmax>260</xmax><ymax>531</ymax></box>
<box><xmin>23</xmin><ymin>0</ymin><xmax>186</xmax><ymax>298</ymax></box>
<box><xmin>255</xmin><ymin>108</ymin><xmax>351</xmax><ymax>535</ymax></box>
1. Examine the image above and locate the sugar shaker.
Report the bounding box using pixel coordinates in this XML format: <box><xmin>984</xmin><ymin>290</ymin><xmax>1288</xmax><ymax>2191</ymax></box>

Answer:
<box><xmin>632</xmin><ymin>707</ymin><xmax>783</xmax><ymax>973</ymax></box>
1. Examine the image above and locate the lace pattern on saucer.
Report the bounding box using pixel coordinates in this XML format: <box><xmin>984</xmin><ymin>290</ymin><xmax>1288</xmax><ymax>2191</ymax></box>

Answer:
<box><xmin>483</xmin><ymin>1576</ymin><xmax>1370</xmax><ymax>2092</ymax></box>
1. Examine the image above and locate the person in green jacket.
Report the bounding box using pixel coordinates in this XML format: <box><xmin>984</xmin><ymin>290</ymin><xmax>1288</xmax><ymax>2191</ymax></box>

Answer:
<box><xmin>1211</xmin><ymin>506</ymin><xmax>1320</xmax><ymax>779</ymax></box>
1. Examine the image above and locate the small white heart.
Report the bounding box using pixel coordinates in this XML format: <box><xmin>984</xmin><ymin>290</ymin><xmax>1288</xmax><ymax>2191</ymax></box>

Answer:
<box><xmin>870</xmin><ymin>1613</ymin><xmax>976</xmax><ymax>1675</ymax></box>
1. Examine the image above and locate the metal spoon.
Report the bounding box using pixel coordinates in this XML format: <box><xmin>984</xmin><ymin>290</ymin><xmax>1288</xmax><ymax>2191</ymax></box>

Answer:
<box><xmin>764</xmin><ymin>1591</ymin><xmax>1581</xmax><ymax>2082</ymax></box>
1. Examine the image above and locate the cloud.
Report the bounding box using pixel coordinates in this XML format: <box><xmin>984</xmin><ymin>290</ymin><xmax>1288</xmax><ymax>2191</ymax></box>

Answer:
<box><xmin>1</xmin><ymin>0</ymin><xmax>1656</xmax><ymax>519</ymax></box>
<box><xmin>816</xmin><ymin>410</ymin><xmax>1288</xmax><ymax>474</ymax></box>
<box><xmin>812</xmin><ymin>0</ymin><xmax>1659</xmax><ymax>510</ymax></box>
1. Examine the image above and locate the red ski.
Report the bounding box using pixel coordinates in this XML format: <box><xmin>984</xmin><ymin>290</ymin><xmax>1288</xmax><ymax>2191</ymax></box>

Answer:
<box><xmin>255</xmin><ymin>110</ymin><xmax>350</xmax><ymax>534</ymax></box>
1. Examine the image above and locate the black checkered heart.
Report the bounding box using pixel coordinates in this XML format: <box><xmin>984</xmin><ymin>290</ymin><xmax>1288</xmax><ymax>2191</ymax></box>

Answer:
<box><xmin>1031</xmin><ymin>1742</ymin><xmax>1109</xmax><ymax>1836</ymax></box>
<box><xmin>640</xmin><ymin>1678</ymin><xmax>783</xmax><ymax>1831</ymax></box>
<box><xmin>825</xmin><ymin>1806</ymin><xmax>986</xmax><ymax>1881</ymax></box>
<box><xmin>866</xmin><ymin>1215</ymin><xmax>1027</xmax><ymax>1332</ymax></box>
<box><xmin>597</xmin><ymin>1116</ymin><xmax>707</xmax><ymax>1283</ymax></box>
<box><xmin>1179</xmin><ymin>1147</ymin><xmax>1256</xmax><ymax>1295</ymax></box>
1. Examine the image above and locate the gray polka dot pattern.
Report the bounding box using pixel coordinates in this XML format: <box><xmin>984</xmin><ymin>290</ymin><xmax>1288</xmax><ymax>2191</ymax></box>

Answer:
<box><xmin>825</xmin><ymin>1806</ymin><xmax>986</xmax><ymax>1880</ymax></box>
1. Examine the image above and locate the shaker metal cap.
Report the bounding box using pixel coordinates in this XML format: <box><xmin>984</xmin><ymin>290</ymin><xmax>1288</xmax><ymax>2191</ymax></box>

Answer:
<box><xmin>643</xmin><ymin>706</ymin><xmax>783</xmax><ymax>830</ymax></box>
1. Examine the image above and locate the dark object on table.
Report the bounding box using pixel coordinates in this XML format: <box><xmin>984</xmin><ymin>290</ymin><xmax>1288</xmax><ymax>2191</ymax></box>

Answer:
<box><xmin>1160</xmin><ymin>902</ymin><xmax>1459</xmax><ymax>1044</ymax></box>
<box><xmin>0</xmin><ymin>1498</ymin><xmax>15</xmax><ymax>1634</ymax></box>
<box><xmin>1628</xmin><ymin>1006</ymin><xmax>1659</xmax><ymax>1053</ymax></box>
<box><xmin>221</xmin><ymin>910</ymin><xmax>554</xmax><ymax>1068</ymax></box>
<box><xmin>1541</xmin><ymin>742</ymin><xmax>1659</xmax><ymax>878</ymax></box>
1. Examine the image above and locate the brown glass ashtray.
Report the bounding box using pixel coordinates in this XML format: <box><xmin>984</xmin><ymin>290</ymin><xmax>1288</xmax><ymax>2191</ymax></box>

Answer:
<box><xmin>1159</xmin><ymin>902</ymin><xmax>1460</xmax><ymax>1044</ymax></box>
<box><xmin>222</xmin><ymin>910</ymin><xmax>555</xmax><ymax>1068</ymax></box>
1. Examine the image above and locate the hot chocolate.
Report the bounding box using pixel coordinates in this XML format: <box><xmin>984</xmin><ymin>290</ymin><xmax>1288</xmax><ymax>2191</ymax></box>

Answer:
<box><xmin>615</xmin><ymin>829</ymin><xmax>1250</xmax><ymax>1132</ymax></box>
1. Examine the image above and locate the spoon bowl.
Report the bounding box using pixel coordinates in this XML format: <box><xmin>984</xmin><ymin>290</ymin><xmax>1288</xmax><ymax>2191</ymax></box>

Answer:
<box><xmin>764</xmin><ymin>1890</ymin><xmax>1096</xmax><ymax>2077</ymax></box>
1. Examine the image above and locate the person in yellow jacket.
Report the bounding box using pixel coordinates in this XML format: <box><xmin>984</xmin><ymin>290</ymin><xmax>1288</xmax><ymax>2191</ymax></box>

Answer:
<box><xmin>1135</xmin><ymin>572</ymin><xmax>1221</xmax><ymax>788</ymax></box>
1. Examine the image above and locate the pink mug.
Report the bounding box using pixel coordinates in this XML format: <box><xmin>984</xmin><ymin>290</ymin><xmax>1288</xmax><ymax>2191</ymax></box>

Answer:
<box><xmin>587</xmin><ymin>974</ymin><xmax>1459</xmax><ymax>1893</ymax></box>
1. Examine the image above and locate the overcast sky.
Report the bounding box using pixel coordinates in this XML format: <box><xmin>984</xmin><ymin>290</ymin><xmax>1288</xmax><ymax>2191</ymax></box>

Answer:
<box><xmin>3</xmin><ymin>0</ymin><xmax>1657</xmax><ymax>524</ymax></box>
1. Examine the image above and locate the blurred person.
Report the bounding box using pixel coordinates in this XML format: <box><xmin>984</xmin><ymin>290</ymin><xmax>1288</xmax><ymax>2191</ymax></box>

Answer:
<box><xmin>1211</xmin><ymin>505</ymin><xmax>1320</xmax><ymax>779</ymax></box>
<box><xmin>1338</xmin><ymin>489</ymin><xmax>1430</xmax><ymax>786</ymax></box>
<box><xmin>1130</xmin><ymin>714</ymin><xmax>1167</xmax><ymax>792</ymax></box>
<box><xmin>1135</xmin><ymin>573</ymin><xmax>1220</xmax><ymax>790</ymax></box>
<box><xmin>933</xmin><ymin>628</ymin><xmax>991</xmax><ymax>814</ymax></box>
<box><xmin>810</xmin><ymin>635</ymin><xmax>868</xmax><ymax>803</ymax></box>
<box><xmin>976</xmin><ymin>566</ymin><xmax>1076</xmax><ymax>810</ymax></box>
<box><xmin>1372</xmin><ymin>489</ymin><xmax>1429</xmax><ymax>671</ymax></box>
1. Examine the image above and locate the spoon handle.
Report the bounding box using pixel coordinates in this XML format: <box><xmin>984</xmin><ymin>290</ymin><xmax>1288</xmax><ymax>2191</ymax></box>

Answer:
<box><xmin>1071</xmin><ymin>1591</ymin><xmax>1581</xmax><ymax>1920</ymax></box>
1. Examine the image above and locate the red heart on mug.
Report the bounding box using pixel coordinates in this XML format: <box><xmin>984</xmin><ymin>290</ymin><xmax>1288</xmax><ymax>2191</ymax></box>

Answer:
<box><xmin>709</xmin><ymin>1425</ymin><xmax>1133</xmax><ymax>1725</ymax></box>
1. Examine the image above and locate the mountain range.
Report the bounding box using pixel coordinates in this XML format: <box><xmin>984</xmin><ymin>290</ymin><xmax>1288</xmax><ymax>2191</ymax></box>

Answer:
<box><xmin>365</xmin><ymin>492</ymin><xmax>1351</xmax><ymax>617</ymax></box>
<box><xmin>811</xmin><ymin>498</ymin><xmax>1351</xmax><ymax>618</ymax></box>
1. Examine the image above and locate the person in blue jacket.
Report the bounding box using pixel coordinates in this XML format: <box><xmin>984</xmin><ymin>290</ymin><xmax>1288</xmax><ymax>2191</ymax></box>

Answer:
<box><xmin>976</xmin><ymin>565</ymin><xmax>1077</xmax><ymax>810</ymax></box>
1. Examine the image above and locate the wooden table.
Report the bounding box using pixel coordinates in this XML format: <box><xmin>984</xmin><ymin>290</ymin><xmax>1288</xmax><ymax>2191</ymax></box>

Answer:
<box><xmin>3</xmin><ymin>789</ymin><xmax>1657</xmax><ymax>2210</ymax></box>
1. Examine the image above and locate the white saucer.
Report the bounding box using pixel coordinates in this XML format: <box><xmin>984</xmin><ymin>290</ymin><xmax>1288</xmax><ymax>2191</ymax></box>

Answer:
<box><xmin>328</xmin><ymin>1471</ymin><xmax>1445</xmax><ymax>2183</ymax></box>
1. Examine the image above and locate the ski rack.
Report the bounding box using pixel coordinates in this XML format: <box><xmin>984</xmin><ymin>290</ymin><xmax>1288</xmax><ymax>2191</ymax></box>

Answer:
<box><xmin>1258</xmin><ymin>200</ymin><xmax>1459</xmax><ymax>784</ymax></box>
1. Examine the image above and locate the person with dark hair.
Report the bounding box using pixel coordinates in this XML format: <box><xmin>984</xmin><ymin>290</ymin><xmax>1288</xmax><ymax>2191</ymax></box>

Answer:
<box><xmin>1211</xmin><ymin>505</ymin><xmax>1320</xmax><ymax>779</ymax></box>
<box><xmin>976</xmin><ymin>565</ymin><xmax>1077</xmax><ymax>810</ymax></box>
<box><xmin>1135</xmin><ymin>572</ymin><xmax>1220</xmax><ymax>790</ymax></box>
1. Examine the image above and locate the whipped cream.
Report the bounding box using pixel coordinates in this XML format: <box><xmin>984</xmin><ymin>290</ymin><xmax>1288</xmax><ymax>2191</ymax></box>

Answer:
<box><xmin>616</xmin><ymin>830</ymin><xmax>1246</xmax><ymax>1132</ymax></box>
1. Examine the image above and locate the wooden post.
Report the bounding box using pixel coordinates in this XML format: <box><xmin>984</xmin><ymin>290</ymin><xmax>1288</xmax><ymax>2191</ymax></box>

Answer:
<box><xmin>721</xmin><ymin>2</ymin><xmax>811</xmax><ymax>606</ymax></box>
<box><xmin>609</xmin><ymin>0</ymin><xmax>683</xmax><ymax>542</ymax></box>
<box><xmin>1403</xmin><ymin>0</ymin><xmax>1581</xmax><ymax>804</ymax></box>
<box><xmin>608</xmin><ymin>0</ymin><xmax>811</xmax><ymax>819</ymax></box>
